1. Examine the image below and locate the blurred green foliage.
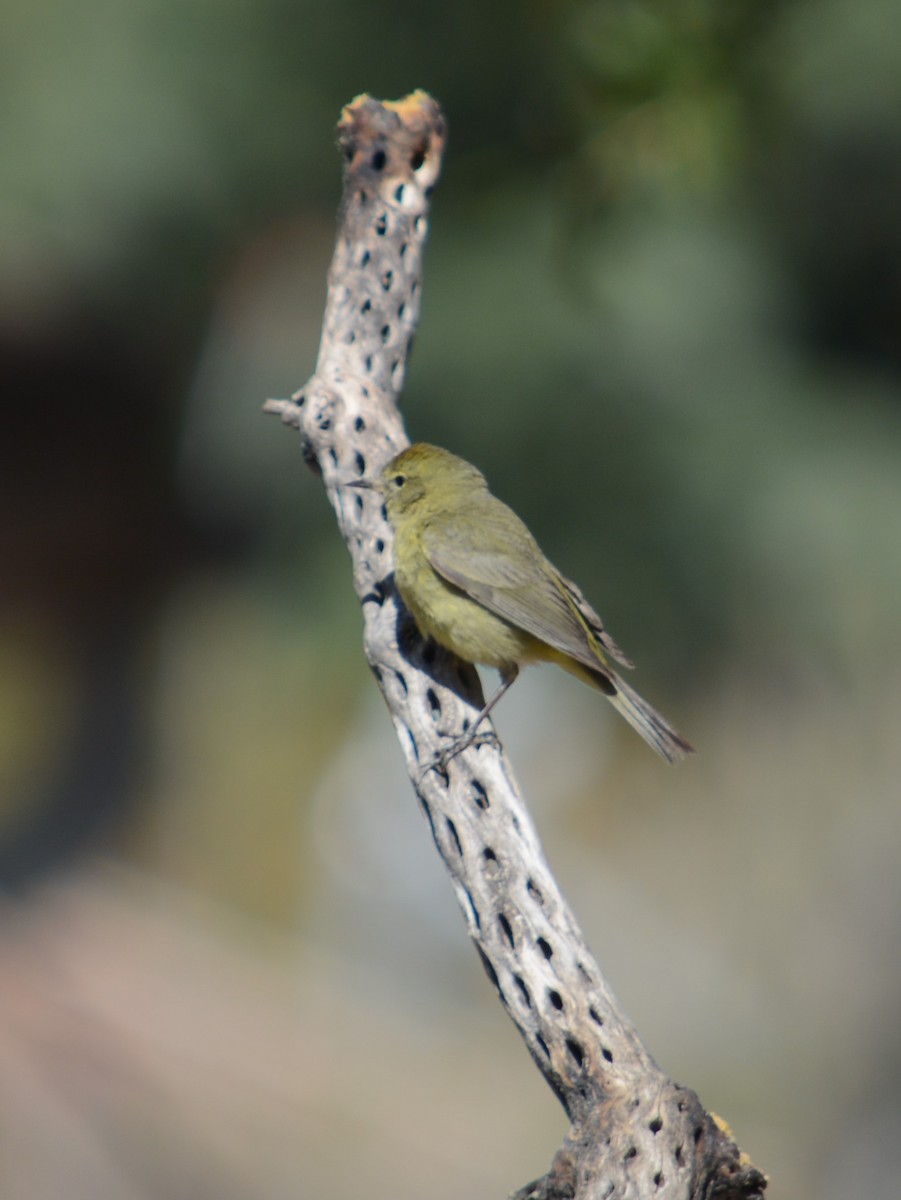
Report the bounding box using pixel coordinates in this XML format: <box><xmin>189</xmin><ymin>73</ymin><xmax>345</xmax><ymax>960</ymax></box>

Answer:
<box><xmin>2</xmin><ymin>0</ymin><xmax>900</xmax><ymax>856</ymax></box>
<box><xmin>2</xmin><ymin>5</ymin><xmax>901</xmax><ymax>1196</ymax></box>
<box><xmin>4</xmin><ymin>0</ymin><xmax>901</xmax><ymax>878</ymax></box>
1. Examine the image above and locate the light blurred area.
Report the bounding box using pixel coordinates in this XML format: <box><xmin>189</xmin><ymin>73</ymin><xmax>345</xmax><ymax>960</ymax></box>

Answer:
<box><xmin>2</xmin><ymin>1</ymin><xmax>901</xmax><ymax>1197</ymax></box>
<box><xmin>0</xmin><ymin>862</ymin><xmax>561</xmax><ymax>1199</ymax></box>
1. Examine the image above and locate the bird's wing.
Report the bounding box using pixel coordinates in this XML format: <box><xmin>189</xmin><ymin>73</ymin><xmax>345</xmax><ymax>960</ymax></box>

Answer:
<box><xmin>421</xmin><ymin>505</ymin><xmax>633</xmax><ymax>671</ymax></box>
<box><xmin>552</xmin><ymin>572</ymin><xmax>634</xmax><ymax>668</ymax></box>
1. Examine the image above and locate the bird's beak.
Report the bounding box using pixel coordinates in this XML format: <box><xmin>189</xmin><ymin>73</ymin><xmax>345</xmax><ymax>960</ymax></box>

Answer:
<box><xmin>345</xmin><ymin>477</ymin><xmax>378</xmax><ymax>490</ymax></box>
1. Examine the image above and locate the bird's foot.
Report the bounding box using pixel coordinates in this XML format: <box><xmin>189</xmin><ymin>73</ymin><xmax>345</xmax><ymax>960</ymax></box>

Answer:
<box><xmin>418</xmin><ymin>724</ymin><xmax>499</xmax><ymax>783</ymax></box>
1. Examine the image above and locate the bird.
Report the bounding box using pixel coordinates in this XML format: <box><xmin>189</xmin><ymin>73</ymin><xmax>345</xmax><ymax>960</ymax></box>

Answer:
<box><xmin>350</xmin><ymin>443</ymin><xmax>693</xmax><ymax>764</ymax></box>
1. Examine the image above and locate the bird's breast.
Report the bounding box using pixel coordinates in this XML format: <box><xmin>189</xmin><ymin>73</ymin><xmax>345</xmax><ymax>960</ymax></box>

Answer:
<box><xmin>393</xmin><ymin>532</ymin><xmax>534</xmax><ymax>671</ymax></box>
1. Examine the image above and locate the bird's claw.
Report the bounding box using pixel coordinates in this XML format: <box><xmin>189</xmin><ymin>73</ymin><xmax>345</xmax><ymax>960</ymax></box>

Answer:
<box><xmin>417</xmin><ymin>726</ymin><xmax>499</xmax><ymax>784</ymax></box>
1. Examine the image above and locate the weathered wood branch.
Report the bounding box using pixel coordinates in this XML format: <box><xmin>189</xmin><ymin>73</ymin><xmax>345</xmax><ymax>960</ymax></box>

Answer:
<box><xmin>265</xmin><ymin>91</ymin><xmax>766</xmax><ymax>1200</ymax></box>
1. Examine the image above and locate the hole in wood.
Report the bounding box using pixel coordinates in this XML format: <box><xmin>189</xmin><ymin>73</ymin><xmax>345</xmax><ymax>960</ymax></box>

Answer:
<box><xmin>566</xmin><ymin>1039</ymin><xmax>585</xmax><ymax>1068</ymax></box>
<box><xmin>526</xmin><ymin>878</ymin><xmax>545</xmax><ymax>907</ymax></box>
<box><xmin>375</xmin><ymin>213</ymin><xmax>388</xmax><ymax>235</ymax></box>
<box><xmin>405</xmin><ymin>727</ymin><xmax>418</xmax><ymax>761</ymax></box>
<box><xmin>514</xmin><ymin>975</ymin><xmax>531</xmax><ymax>1007</ymax></box>
<box><xmin>465</xmin><ymin>888</ymin><xmax>481</xmax><ymax>930</ymax></box>
<box><xmin>361</xmin><ymin>583</ymin><xmax>386</xmax><ymax>608</ymax></box>
<box><xmin>361</xmin><ymin>249</ymin><xmax>370</xmax><ymax>267</ymax></box>
<box><xmin>394</xmin><ymin>183</ymin><xmax>405</xmax><ymax>203</ymax></box>
<box><xmin>589</xmin><ymin>1007</ymin><xmax>603</xmax><ymax>1026</ymax></box>
<box><xmin>548</xmin><ymin>989</ymin><xmax>564</xmax><ymax>1011</ymax></box>
<box><xmin>471</xmin><ymin>781</ymin><xmax>489</xmax><ymax>810</ymax></box>
<box><xmin>371</xmin><ymin>149</ymin><xmax>386</xmax><ymax>170</ymax></box>
<box><xmin>649</xmin><ymin>1117</ymin><xmax>663</xmax><ymax>1134</ymax></box>
<box><xmin>476</xmin><ymin>945</ymin><xmax>499</xmax><ymax>991</ymax></box>
<box><xmin>426</xmin><ymin>688</ymin><xmax>441</xmax><ymax>718</ymax></box>
<box><xmin>445</xmin><ymin>817</ymin><xmax>462</xmax><ymax>857</ymax></box>
<box><xmin>355</xmin><ymin>416</ymin><xmax>366</xmax><ymax>431</ymax></box>
<box><xmin>537</xmin><ymin>936</ymin><xmax>553</xmax><ymax>960</ymax></box>
<box><xmin>602</xmin><ymin>1047</ymin><xmax>614</xmax><ymax>1063</ymax></box>
<box><xmin>498</xmin><ymin>912</ymin><xmax>514</xmax><ymax>948</ymax></box>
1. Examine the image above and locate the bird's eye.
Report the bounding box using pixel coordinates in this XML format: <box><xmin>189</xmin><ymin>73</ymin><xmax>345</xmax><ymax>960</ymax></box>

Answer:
<box><xmin>392</xmin><ymin>474</ymin><xmax>406</xmax><ymax>488</ymax></box>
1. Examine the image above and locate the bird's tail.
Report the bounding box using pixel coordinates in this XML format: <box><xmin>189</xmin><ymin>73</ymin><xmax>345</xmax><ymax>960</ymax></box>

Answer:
<box><xmin>605</xmin><ymin>673</ymin><xmax>694</xmax><ymax>764</ymax></box>
<box><xmin>545</xmin><ymin>645</ymin><xmax>695</xmax><ymax>764</ymax></box>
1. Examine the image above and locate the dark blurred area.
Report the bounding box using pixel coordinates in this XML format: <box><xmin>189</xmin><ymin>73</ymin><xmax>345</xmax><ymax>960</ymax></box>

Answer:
<box><xmin>1</xmin><ymin>1</ymin><xmax>900</xmax><ymax>1197</ymax></box>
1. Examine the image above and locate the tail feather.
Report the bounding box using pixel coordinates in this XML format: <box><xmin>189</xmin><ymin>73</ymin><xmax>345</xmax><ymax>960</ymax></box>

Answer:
<box><xmin>546</xmin><ymin>647</ymin><xmax>694</xmax><ymax>764</ymax></box>
<box><xmin>606</xmin><ymin>673</ymin><xmax>694</xmax><ymax>764</ymax></box>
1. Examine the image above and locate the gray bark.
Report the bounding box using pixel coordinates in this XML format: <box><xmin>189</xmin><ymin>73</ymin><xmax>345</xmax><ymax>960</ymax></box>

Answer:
<box><xmin>265</xmin><ymin>91</ymin><xmax>766</xmax><ymax>1200</ymax></box>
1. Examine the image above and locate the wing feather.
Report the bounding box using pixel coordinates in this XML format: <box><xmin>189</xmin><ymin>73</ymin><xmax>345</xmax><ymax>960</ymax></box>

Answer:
<box><xmin>421</xmin><ymin>504</ymin><xmax>633</xmax><ymax>672</ymax></box>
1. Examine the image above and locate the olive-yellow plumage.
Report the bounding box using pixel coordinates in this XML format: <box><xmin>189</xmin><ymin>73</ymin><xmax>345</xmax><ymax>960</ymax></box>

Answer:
<box><xmin>354</xmin><ymin>443</ymin><xmax>693</xmax><ymax>764</ymax></box>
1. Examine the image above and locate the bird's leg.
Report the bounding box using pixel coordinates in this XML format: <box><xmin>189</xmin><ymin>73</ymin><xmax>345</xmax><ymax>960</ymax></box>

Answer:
<box><xmin>468</xmin><ymin>665</ymin><xmax>518</xmax><ymax>740</ymax></box>
<box><xmin>422</xmin><ymin>666</ymin><xmax>519</xmax><ymax>779</ymax></box>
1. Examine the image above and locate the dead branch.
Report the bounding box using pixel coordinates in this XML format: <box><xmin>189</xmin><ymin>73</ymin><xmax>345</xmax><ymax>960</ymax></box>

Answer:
<box><xmin>265</xmin><ymin>91</ymin><xmax>766</xmax><ymax>1200</ymax></box>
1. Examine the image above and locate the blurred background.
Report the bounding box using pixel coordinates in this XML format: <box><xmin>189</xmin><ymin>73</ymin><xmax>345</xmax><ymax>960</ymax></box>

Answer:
<box><xmin>2</xmin><ymin>0</ymin><xmax>900</xmax><ymax>1196</ymax></box>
